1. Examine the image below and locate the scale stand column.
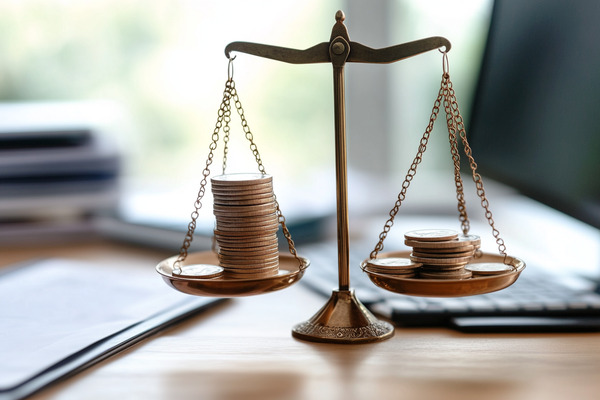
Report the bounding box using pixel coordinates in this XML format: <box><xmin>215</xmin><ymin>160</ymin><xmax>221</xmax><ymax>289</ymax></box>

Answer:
<box><xmin>291</xmin><ymin>12</ymin><xmax>394</xmax><ymax>343</ymax></box>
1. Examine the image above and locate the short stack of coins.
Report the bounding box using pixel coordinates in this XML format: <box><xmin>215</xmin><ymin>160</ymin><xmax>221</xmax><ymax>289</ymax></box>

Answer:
<box><xmin>211</xmin><ymin>173</ymin><xmax>279</xmax><ymax>279</ymax></box>
<box><xmin>364</xmin><ymin>257</ymin><xmax>422</xmax><ymax>278</ymax></box>
<box><xmin>404</xmin><ymin>229</ymin><xmax>481</xmax><ymax>280</ymax></box>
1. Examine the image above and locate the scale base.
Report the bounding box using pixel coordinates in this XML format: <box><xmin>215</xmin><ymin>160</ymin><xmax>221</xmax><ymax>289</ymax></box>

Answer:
<box><xmin>291</xmin><ymin>289</ymin><xmax>394</xmax><ymax>344</ymax></box>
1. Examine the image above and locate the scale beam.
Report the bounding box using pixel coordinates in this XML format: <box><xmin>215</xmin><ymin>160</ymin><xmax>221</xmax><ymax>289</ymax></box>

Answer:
<box><xmin>225</xmin><ymin>37</ymin><xmax>450</xmax><ymax>65</ymax></box>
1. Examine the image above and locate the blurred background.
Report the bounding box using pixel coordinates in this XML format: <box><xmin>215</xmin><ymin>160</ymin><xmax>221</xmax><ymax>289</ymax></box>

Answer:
<box><xmin>0</xmin><ymin>0</ymin><xmax>492</xmax><ymax>247</ymax></box>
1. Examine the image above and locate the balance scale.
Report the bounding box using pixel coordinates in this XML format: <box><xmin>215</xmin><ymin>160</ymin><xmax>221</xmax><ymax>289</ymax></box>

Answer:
<box><xmin>155</xmin><ymin>10</ymin><xmax>525</xmax><ymax>344</ymax></box>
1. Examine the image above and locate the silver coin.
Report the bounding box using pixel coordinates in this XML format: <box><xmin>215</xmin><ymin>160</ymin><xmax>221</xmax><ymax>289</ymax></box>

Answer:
<box><xmin>172</xmin><ymin>264</ymin><xmax>224</xmax><ymax>278</ymax></box>
<box><xmin>465</xmin><ymin>262</ymin><xmax>514</xmax><ymax>275</ymax></box>
<box><xmin>211</xmin><ymin>173</ymin><xmax>272</xmax><ymax>185</ymax></box>
<box><xmin>404</xmin><ymin>229</ymin><xmax>459</xmax><ymax>242</ymax></box>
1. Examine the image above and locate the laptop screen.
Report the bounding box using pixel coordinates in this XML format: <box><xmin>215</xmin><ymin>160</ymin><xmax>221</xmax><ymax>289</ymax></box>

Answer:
<box><xmin>467</xmin><ymin>0</ymin><xmax>600</xmax><ymax>230</ymax></box>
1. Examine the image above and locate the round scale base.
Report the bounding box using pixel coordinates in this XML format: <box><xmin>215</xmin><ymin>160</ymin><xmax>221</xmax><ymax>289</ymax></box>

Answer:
<box><xmin>292</xmin><ymin>289</ymin><xmax>394</xmax><ymax>344</ymax></box>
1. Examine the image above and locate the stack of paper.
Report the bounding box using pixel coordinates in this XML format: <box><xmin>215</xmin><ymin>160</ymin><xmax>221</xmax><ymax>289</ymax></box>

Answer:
<box><xmin>0</xmin><ymin>102</ymin><xmax>121</xmax><ymax>242</ymax></box>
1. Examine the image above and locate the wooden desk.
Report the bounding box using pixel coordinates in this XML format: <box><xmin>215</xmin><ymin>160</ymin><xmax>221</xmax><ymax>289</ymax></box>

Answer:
<box><xmin>4</xmin><ymin>240</ymin><xmax>600</xmax><ymax>400</ymax></box>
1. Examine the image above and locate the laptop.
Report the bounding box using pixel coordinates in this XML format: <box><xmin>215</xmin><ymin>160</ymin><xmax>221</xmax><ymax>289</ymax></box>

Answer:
<box><xmin>299</xmin><ymin>0</ymin><xmax>600</xmax><ymax>332</ymax></box>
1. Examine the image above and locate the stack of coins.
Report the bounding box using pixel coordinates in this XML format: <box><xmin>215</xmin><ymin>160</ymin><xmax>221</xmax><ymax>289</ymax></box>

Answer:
<box><xmin>404</xmin><ymin>229</ymin><xmax>481</xmax><ymax>280</ymax></box>
<box><xmin>364</xmin><ymin>257</ymin><xmax>422</xmax><ymax>278</ymax></box>
<box><xmin>211</xmin><ymin>173</ymin><xmax>280</xmax><ymax>279</ymax></box>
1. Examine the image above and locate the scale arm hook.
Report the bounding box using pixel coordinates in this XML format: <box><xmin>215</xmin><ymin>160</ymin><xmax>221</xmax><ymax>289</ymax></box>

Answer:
<box><xmin>347</xmin><ymin>36</ymin><xmax>451</xmax><ymax>64</ymax></box>
<box><xmin>225</xmin><ymin>41</ymin><xmax>331</xmax><ymax>64</ymax></box>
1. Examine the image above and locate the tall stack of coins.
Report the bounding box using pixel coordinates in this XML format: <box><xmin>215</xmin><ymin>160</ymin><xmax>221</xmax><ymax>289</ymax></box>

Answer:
<box><xmin>404</xmin><ymin>229</ymin><xmax>481</xmax><ymax>280</ymax></box>
<box><xmin>211</xmin><ymin>173</ymin><xmax>279</xmax><ymax>279</ymax></box>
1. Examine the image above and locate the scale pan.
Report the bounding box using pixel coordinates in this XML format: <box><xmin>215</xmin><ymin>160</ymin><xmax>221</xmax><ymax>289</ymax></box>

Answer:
<box><xmin>362</xmin><ymin>251</ymin><xmax>525</xmax><ymax>297</ymax></box>
<box><xmin>157</xmin><ymin>252</ymin><xmax>308</xmax><ymax>297</ymax></box>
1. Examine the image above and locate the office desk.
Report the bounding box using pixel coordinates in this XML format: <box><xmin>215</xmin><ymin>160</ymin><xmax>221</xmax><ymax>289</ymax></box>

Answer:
<box><xmin>4</xmin><ymin>240</ymin><xmax>600</xmax><ymax>400</ymax></box>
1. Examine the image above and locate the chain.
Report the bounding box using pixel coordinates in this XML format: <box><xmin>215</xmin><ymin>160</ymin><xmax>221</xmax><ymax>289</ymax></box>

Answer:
<box><xmin>172</xmin><ymin>79</ymin><xmax>232</xmax><ymax>273</ymax></box>
<box><xmin>274</xmin><ymin>196</ymin><xmax>307</xmax><ymax>270</ymax></box>
<box><xmin>442</xmin><ymin>75</ymin><xmax>470</xmax><ymax>235</ymax></box>
<box><xmin>444</xmin><ymin>74</ymin><xmax>508</xmax><ymax>259</ymax></box>
<box><xmin>369</xmin><ymin>54</ymin><xmax>508</xmax><ymax>262</ymax></box>
<box><xmin>229</xmin><ymin>81</ymin><xmax>267</xmax><ymax>175</ymax></box>
<box><xmin>228</xmin><ymin>78</ymin><xmax>305</xmax><ymax>269</ymax></box>
<box><xmin>221</xmin><ymin>83</ymin><xmax>232</xmax><ymax>174</ymax></box>
<box><xmin>369</xmin><ymin>82</ymin><xmax>444</xmax><ymax>260</ymax></box>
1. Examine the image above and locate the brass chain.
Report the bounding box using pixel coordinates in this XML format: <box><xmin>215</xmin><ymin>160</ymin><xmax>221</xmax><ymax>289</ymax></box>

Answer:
<box><xmin>442</xmin><ymin>77</ymin><xmax>470</xmax><ymax>235</ymax></box>
<box><xmin>221</xmin><ymin>83</ymin><xmax>232</xmax><ymax>174</ymax></box>
<box><xmin>369</xmin><ymin>57</ymin><xmax>508</xmax><ymax>261</ymax></box>
<box><xmin>172</xmin><ymin>79</ymin><xmax>232</xmax><ymax>272</ymax></box>
<box><xmin>229</xmin><ymin>81</ymin><xmax>267</xmax><ymax>175</ymax></box>
<box><xmin>444</xmin><ymin>77</ymin><xmax>508</xmax><ymax>259</ymax></box>
<box><xmin>369</xmin><ymin>82</ymin><xmax>444</xmax><ymax>260</ymax></box>
<box><xmin>226</xmin><ymin>77</ymin><xmax>305</xmax><ymax>269</ymax></box>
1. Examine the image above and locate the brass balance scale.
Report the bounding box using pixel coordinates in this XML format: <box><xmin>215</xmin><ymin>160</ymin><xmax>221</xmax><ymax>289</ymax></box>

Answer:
<box><xmin>155</xmin><ymin>10</ymin><xmax>526</xmax><ymax>344</ymax></box>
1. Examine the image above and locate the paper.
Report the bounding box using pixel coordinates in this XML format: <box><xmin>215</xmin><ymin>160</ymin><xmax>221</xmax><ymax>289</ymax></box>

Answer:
<box><xmin>0</xmin><ymin>259</ymin><xmax>195</xmax><ymax>390</ymax></box>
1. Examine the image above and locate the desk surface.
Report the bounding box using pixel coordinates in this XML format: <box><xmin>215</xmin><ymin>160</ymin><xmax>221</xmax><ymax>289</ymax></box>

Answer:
<box><xmin>4</xmin><ymin>240</ymin><xmax>600</xmax><ymax>400</ymax></box>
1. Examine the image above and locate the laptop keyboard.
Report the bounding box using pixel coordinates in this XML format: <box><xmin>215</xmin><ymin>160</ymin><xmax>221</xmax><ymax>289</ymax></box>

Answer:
<box><xmin>298</xmin><ymin>242</ymin><xmax>600</xmax><ymax>328</ymax></box>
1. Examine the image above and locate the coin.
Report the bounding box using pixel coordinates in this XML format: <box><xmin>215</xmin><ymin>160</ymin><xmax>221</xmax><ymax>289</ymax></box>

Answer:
<box><xmin>411</xmin><ymin>249</ymin><xmax>474</xmax><ymax>259</ymax></box>
<box><xmin>404</xmin><ymin>234</ymin><xmax>480</xmax><ymax>249</ymax></box>
<box><xmin>213</xmin><ymin>196</ymin><xmax>275</xmax><ymax>206</ymax></box>
<box><xmin>213</xmin><ymin>205</ymin><xmax>276</xmax><ymax>217</ymax></box>
<box><xmin>411</xmin><ymin>245</ymin><xmax>476</xmax><ymax>254</ymax></box>
<box><xmin>211</xmin><ymin>173</ymin><xmax>272</xmax><ymax>184</ymax></box>
<box><xmin>404</xmin><ymin>229</ymin><xmax>459</xmax><ymax>242</ymax></box>
<box><xmin>465</xmin><ymin>262</ymin><xmax>514</xmax><ymax>276</ymax></box>
<box><xmin>419</xmin><ymin>263</ymin><xmax>469</xmax><ymax>271</ymax></box>
<box><xmin>367</xmin><ymin>257</ymin><xmax>419</xmax><ymax>267</ymax></box>
<box><xmin>172</xmin><ymin>264</ymin><xmax>224</xmax><ymax>279</ymax></box>
<box><xmin>419</xmin><ymin>269</ymin><xmax>472</xmax><ymax>280</ymax></box>
<box><xmin>410</xmin><ymin>254</ymin><xmax>472</xmax><ymax>265</ymax></box>
<box><xmin>211</xmin><ymin>186</ymin><xmax>274</xmax><ymax>195</ymax></box>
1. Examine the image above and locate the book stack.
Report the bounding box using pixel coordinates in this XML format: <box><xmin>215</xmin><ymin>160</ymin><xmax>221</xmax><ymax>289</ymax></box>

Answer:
<box><xmin>0</xmin><ymin>102</ymin><xmax>121</xmax><ymax>243</ymax></box>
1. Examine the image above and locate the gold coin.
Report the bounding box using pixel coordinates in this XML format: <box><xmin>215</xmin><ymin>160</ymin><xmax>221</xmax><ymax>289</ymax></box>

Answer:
<box><xmin>404</xmin><ymin>229</ymin><xmax>459</xmax><ymax>242</ymax></box>
<box><xmin>465</xmin><ymin>262</ymin><xmax>514</xmax><ymax>276</ymax></box>
<box><xmin>172</xmin><ymin>264</ymin><xmax>224</xmax><ymax>279</ymax></box>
